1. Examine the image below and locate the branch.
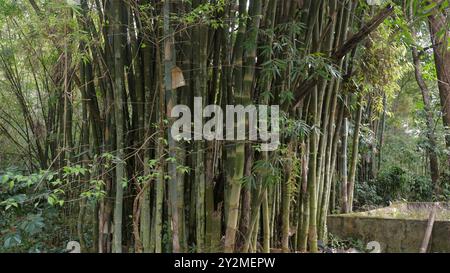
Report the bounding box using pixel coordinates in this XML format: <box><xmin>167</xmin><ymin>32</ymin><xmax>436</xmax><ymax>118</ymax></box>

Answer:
<box><xmin>294</xmin><ymin>4</ymin><xmax>395</xmax><ymax>108</ymax></box>
<box><xmin>28</xmin><ymin>0</ymin><xmax>42</xmax><ymax>15</ymax></box>
<box><xmin>419</xmin><ymin>42</ymin><xmax>443</xmax><ymax>55</ymax></box>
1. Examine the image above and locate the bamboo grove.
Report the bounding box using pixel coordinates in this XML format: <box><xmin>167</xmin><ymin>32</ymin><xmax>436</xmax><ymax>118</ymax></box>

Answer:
<box><xmin>0</xmin><ymin>0</ymin><xmax>449</xmax><ymax>253</ymax></box>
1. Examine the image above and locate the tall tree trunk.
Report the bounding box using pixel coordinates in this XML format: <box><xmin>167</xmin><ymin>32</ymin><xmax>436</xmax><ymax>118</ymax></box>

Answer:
<box><xmin>224</xmin><ymin>0</ymin><xmax>262</xmax><ymax>252</ymax></box>
<box><xmin>163</xmin><ymin>0</ymin><xmax>181</xmax><ymax>253</ymax></box>
<box><xmin>348</xmin><ymin>95</ymin><xmax>363</xmax><ymax>211</ymax></box>
<box><xmin>410</xmin><ymin>40</ymin><xmax>440</xmax><ymax>188</ymax></box>
<box><xmin>112</xmin><ymin>0</ymin><xmax>126</xmax><ymax>253</ymax></box>
<box><xmin>428</xmin><ymin>1</ymin><xmax>450</xmax><ymax>169</ymax></box>
<box><xmin>340</xmin><ymin>114</ymin><xmax>349</xmax><ymax>214</ymax></box>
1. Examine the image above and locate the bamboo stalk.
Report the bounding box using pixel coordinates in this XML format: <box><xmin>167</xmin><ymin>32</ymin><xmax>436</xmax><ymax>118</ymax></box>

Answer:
<box><xmin>420</xmin><ymin>203</ymin><xmax>438</xmax><ymax>253</ymax></box>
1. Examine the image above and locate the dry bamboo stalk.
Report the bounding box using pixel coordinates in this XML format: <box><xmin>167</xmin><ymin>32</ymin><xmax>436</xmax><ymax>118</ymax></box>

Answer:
<box><xmin>419</xmin><ymin>203</ymin><xmax>438</xmax><ymax>253</ymax></box>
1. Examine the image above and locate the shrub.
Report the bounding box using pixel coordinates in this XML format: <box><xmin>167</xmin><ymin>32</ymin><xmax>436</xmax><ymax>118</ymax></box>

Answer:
<box><xmin>354</xmin><ymin>180</ymin><xmax>383</xmax><ymax>209</ymax></box>
<box><xmin>354</xmin><ymin>166</ymin><xmax>435</xmax><ymax>209</ymax></box>
<box><xmin>375</xmin><ymin>166</ymin><xmax>410</xmax><ymax>202</ymax></box>
<box><xmin>409</xmin><ymin>175</ymin><xmax>433</xmax><ymax>201</ymax></box>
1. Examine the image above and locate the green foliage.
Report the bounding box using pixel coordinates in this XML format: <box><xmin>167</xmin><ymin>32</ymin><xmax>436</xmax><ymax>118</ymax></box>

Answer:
<box><xmin>0</xmin><ymin>156</ymin><xmax>118</xmax><ymax>252</ymax></box>
<box><xmin>279</xmin><ymin>111</ymin><xmax>311</xmax><ymax>139</ymax></box>
<box><xmin>354</xmin><ymin>180</ymin><xmax>383</xmax><ymax>209</ymax></box>
<box><xmin>353</xmin><ymin>23</ymin><xmax>411</xmax><ymax>114</ymax></box>
<box><xmin>0</xmin><ymin>170</ymin><xmax>69</xmax><ymax>252</ymax></box>
<box><xmin>248</xmin><ymin>158</ymin><xmax>282</xmax><ymax>187</ymax></box>
<box><xmin>326</xmin><ymin>233</ymin><xmax>365</xmax><ymax>252</ymax></box>
<box><xmin>376</xmin><ymin>166</ymin><xmax>410</xmax><ymax>202</ymax></box>
<box><xmin>258</xmin><ymin>20</ymin><xmax>342</xmax><ymax>105</ymax></box>
<box><xmin>437</xmin><ymin>172</ymin><xmax>450</xmax><ymax>200</ymax></box>
<box><xmin>355</xmin><ymin>166</ymin><xmax>437</xmax><ymax>209</ymax></box>
<box><xmin>178</xmin><ymin>0</ymin><xmax>227</xmax><ymax>29</ymax></box>
<box><xmin>0</xmin><ymin>0</ymin><xmax>21</xmax><ymax>18</ymax></box>
<box><xmin>408</xmin><ymin>175</ymin><xmax>433</xmax><ymax>201</ymax></box>
<box><xmin>80</xmin><ymin>179</ymin><xmax>106</xmax><ymax>200</ymax></box>
<box><xmin>63</xmin><ymin>165</ymin><xmax>87</xmax><ymax>177</ymax></box>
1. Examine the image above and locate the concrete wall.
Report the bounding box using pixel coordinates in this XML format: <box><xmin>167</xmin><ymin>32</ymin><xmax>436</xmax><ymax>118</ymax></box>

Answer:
<box><xmin>327</xmin><ymin>215</ymin><xmax>450</xmax><ymax>253</ymax></box>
